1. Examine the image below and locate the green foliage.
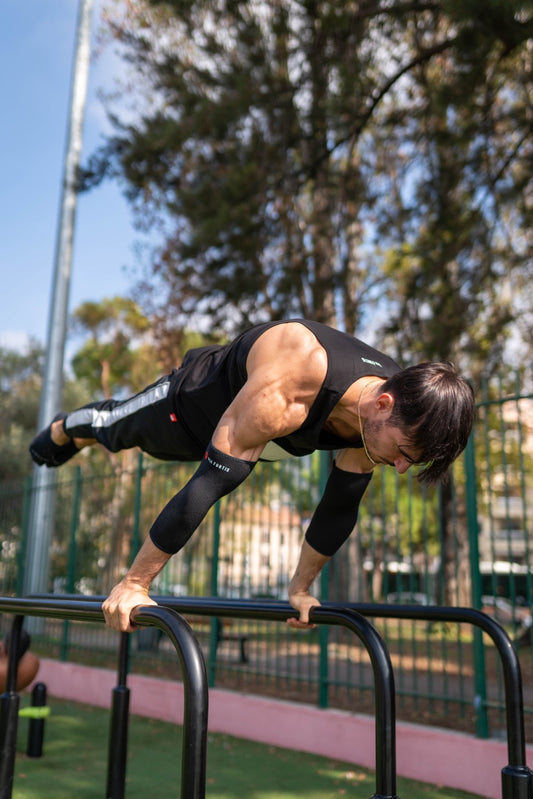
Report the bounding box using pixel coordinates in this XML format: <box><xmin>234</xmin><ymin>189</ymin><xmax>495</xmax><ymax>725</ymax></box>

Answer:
<box><xmin>70</xmin><ymin>296</ymin><xmax>158</xmax><ymax>395</ymax></box>
<box><xmin>84</xmin><ymin>0</ymin><xmax>531</xmax><ymax>368</ymax></box>
<box><xmin>0</xmin><ymin>342</ymin><xmax>44</xmax><ymax>481</ymax></box>
<box><xmin>369</xmin><ymin>1</ymin><xmax>532</xmax><ymax>373</ymax></box>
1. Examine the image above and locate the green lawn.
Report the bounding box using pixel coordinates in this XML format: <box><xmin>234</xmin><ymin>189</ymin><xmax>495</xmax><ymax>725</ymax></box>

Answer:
<box><xmin>11</xmin><ymin>698</ymin><xmax>486</xmax><ymax>799</ymax></box>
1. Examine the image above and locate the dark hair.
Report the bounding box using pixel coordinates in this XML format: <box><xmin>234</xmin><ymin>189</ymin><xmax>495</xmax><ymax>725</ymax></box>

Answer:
<box><xmin>381</xmin><ymin>362</ymin><xmax>475</xmax><ymax>485</ymax></box>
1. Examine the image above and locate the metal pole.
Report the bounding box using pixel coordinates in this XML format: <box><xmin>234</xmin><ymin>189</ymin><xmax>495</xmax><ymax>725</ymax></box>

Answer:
<box><xmin>106</xmin><ymin>634</ymin><xmax>131</xmax><ymax>799</ymax></box>
<box><xmin>318</xmin><ymin>451</ymin><xmax>330</xmax><ymax>708</ymax></box>
<box><xmin>0</xmin><ymin>600</ymin><xmax>209</xmax><ymax>799</ymax></box>
<box><xmin>24</xmin><ymin>0</ymin><xmax>94</xmax><ymax>597</ymax></box>
<box><xmin>0</xmin><ymin>617</ymin><xmax>23</xmax><ymax>799</ymax></box>
<box><xmin>208</xmin><ymin>502</ymin><xmax>222</xmax><ymax>687</ymax></box>
<box><xmin>61</xmin><ymin>465</ymin><xmax>83</xmax><ymax>661</ymax></box>
<box><xmin>464</xmin><ymin>433</ymin><xmax>490</xmax><ymax>738</ymax></box>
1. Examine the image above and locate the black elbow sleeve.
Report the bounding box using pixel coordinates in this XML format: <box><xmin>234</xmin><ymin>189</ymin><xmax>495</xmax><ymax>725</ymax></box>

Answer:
<box><xmin>150</xmin><ymin>443</ymin><xmax>255</xmax><ymax>554</ymax></box>
<box><xmin>305</xmin><ymin>465</ymin><xmax>372</xmax><ymax>557</ymax></box>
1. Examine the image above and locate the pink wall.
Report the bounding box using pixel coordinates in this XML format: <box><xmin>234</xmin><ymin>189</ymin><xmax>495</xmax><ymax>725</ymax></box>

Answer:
<box><xmin>32</xmin><ymin>658</ymin><xmax>532</xmax><ymax>799</ymax></box>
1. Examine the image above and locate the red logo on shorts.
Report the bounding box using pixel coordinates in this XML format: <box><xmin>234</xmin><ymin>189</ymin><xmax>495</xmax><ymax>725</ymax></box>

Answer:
<box><xmin>169</xmin><ymin>413</ymin><xmax>177</xmax><ymax>422</ymax></box>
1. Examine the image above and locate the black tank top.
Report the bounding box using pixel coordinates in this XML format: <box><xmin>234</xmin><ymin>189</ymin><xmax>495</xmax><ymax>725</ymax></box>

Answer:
<box><xmin>171</xmin><ymin>319</ymin><xmax>401</xmax><ymax>457</ymax></box>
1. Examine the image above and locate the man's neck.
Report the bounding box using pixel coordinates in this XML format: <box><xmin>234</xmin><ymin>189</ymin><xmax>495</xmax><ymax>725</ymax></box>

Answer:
<box><xmin>325</xmin><ymin>377</ymin><xmax>384</xmax><ymax>439</ymax></box>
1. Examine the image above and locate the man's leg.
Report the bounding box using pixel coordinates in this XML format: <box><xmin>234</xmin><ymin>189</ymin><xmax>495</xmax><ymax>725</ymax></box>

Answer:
<box><xmin>29</xmin><ymin>372</ymin><xmax>203</xmax><ymax>467</ymax></box>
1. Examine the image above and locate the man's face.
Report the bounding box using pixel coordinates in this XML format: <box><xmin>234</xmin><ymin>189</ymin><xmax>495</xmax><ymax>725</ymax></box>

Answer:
<box><xmin>362</xmin><ymin>418</ymin><xmax>420</xmax><ymax>474</ymax></box>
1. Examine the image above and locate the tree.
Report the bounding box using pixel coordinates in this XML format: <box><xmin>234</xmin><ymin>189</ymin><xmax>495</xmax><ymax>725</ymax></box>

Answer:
<box><xmin>70</xmin><ymin>296</ymin><xmax>156</xmax><ymax>397</ymax></box>
<box><xmin>0</xmin><ymin>342</ymin><xmax>43</xmax><ymax>482</ymax></box>
<box><xmin>0</xmin><ymin>342</ymin><xmax>91</xmax><ymax>482</ymax></box>
<box><xmin>359</xmin><ymin>0</ymin><xmax>533</xmax><ymax>604</ymax></box>
<box><xmin>85</xmin><ymin>0</ymin><xmax>531</xmax><ymax>349</ymax></box>
<box><xmin>371</xmin><ymin>0</ymin><xmax>533</xmax><ymax>377</ymax></box>
<box><xmin>81</xmin><ymin>0</ymin><xmax>532</xmax><ymax>605</ymax></box>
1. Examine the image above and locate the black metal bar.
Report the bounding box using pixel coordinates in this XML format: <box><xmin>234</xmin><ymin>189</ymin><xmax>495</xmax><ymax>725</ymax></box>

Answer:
<box><xmin>137</xmin><ymin>598</ymin><xmax>527</xmax><ymax>762</ymax></box>
<box><xmin>26</xmin><ymin>682</ymin><xmax>47</xmax><ymax>758</ymax></box>
<box><xmin>136</xmin><ymin>607</ymin><xmax>208</xmax><ymax>799</ymax></box>
<box><xmin>342</xmin><ymin>604</ymin><xmax>527</xmax><ymax>765</ymax></box>
<box><xmin>30</xmin><ymin>595</ymin><xmax>533</xmax><ymax>797</ymax></box>
<box><xmin>147</xmin><ymin>596</ymin><xmax>532</xmax><ymax>798</ymax></box>
<box><xmin>0</xmin><ymin>616</ymin><xmax>23</xmax><ymax>799</ymax></box>
<box><xmin>342</xmin><ymin>603</ymin><xmax>533</xmax><ymax>799</ymax></box>
<box><xmin>5</xmin><ymin>616</ymin><xmax>23</xmax><ymax>696</ymax></box>
<box><xmin>30</xmin><ymin>594</ymin><xmax>399</xmax><ymax>799</ymax></box>
<box><xmin>0</xmin><ymin>599</ymin><xmax>209</xmax><ymax>799</ymax></box>
<box><xmin>106</xmin><ymin>634</ymin><xmax>131</xmax><ymax>799</ymax></box>
<box><xmin>311</xmin><ymin>607</ymin><xmax>398</xmax><ymax>799</ymax></box>
<box><xmin>148</xmin><ymin>597</ymin><xmax>400</xmax><ymax>799</ymax></box>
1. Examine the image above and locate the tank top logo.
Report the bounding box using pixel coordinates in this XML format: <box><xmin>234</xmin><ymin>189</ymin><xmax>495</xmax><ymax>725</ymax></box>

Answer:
<box><xmin>361</xmin><ymin>356</ymin><xmax>383</xmax><ymax>368</ymax></box>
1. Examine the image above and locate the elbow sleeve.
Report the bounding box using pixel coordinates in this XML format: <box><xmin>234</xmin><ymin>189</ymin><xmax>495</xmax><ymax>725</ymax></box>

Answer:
<box><xmin>150</xmin><ymin>443</ymin><xmax>255</xmax><ymax>554</ymax></box>
<box><xmin>305</xmin><ymin>465</ymin><xmax>372</xmax><ymax>557</ymax></box>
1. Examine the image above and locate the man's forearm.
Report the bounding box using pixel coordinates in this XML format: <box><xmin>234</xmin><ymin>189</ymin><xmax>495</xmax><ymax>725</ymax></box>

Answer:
<box><xmin>289</xmin><ymin>539</ymin><xmax>330</xmax><ymax>595</ymax></box>
<box><xmin>123</xmin><ymin>536</ymin><xmax>172</xmax><ymax>590</ymax></box>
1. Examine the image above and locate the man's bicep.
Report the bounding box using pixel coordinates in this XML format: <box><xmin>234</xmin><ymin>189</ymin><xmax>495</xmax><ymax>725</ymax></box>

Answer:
<box><xmin>212</xmin><ymin>378</ymin><xmax>295</xmax><ymax>460</ymax></box>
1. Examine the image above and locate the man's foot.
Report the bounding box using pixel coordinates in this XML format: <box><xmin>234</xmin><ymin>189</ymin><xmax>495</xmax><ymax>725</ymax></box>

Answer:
<box><xmin>29</xmin><ymin>413</ymin><xmax>80</xmax><ymax>468</ymax></box>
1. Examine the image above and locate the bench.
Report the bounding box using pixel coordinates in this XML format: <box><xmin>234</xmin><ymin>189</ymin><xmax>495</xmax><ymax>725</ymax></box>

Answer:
<box><xmin>189</xmin><ymin>617</ymin><xmax>249</xmax><ymax>664</ymax></box>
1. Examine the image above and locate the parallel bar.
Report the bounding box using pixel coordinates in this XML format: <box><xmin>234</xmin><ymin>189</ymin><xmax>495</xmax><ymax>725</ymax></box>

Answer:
<box><xmin>130</xmin><ymin>597</ymin><xmax>524</xmax><ymax>767</ymax></box>
<box><xmin>148</xmin><ymin>596</ymin><xmax>532</xmax><ymax>794</ymax></box>
<box><xmin>149</xmin><ymin>597</ymin><xmax>399</xmax><ymax>799</ymax></box>
<box><xmin>343</xmin><ymin>603</ymin><xmax>533</xmax><ymax>799</ymax></box>
<box><xmin>30</xmin><ymin>595</ymin><xmax>532</xmax><ymax>796</ymax></box>
<box><xmin>137</xmin><ymin>607</ymin><xmax>208</xmax><ymax>799</ymax></box>
<box><xmin>0</xmin><ymin>616</ymin><xmax>24</xmax><ymax>799</ymax></box>
<box><xmin>30</xmin><ymin>594</ymin><xmax>399</xmax><ymax>799</ymax></box>
<box><xmin>106</xmin><ymin>634</ymin><xmax>131</xmax><ymax>799</ymax></box>
<box><xmin>343</xmin><ymin>603</ymin><xmax>526</xmax><ymax>767</ymax></box>
<box><xmin>0</xmin><ymin>599</ymin><xmax>208</xmax><ymax>799</ymax></box>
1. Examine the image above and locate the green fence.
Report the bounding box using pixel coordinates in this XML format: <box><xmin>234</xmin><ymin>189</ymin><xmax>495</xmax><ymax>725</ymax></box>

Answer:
<box><xmin>0</xmin><ymin>369</ymin><xmax>531</xmax><ymax>740</ymax></box>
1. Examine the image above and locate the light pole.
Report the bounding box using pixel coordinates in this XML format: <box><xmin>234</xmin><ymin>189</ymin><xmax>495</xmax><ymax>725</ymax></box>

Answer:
<box><xmin>23</xmin><ymin>0</ymin><xmax>94</xmax><ymax>597</ymax></box>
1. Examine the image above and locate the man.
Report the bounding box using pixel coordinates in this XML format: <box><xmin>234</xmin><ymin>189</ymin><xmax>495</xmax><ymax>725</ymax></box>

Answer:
<box><xmin>0</xmin><ymin>629</ymin><xmax>40</xmax><ymax>692</ymax></box>
<box><xmin>30</xmin><ymin>319</ymin><xmax>475</xmax><ymax>633</ymax></box>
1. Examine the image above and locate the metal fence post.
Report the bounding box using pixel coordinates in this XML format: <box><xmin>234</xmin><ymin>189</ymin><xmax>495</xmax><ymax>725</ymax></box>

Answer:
<box><xmin>15</xmin><ymin>477</ymin><xmax>32</xmax><ymax>597</ymax></box>
<box><xmin>131</xmin><ymin>452</ymin><xmax>144</xmax><ymax>558</ymax></box>
<box><xmin>318</xmin><ymin>451</ymin><xmax>330</xmax><ymax>709</ymax></box>
<box><xmin>464</xmin><ymin>433</ymin><xmax>490</xmax><ymax>739</ymax></box>
<box><xmin>61</xmin><ymin>465</ymin><xmax>83</xmax><ymax>661</ymax></box>
<box><xmin>208</xmin><ymin>502</ymin><xmax>222</xmax><ymax>687</ymax></box>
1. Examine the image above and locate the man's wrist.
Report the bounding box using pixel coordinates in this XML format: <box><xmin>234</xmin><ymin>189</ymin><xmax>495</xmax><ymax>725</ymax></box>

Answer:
<box><xmin>120</xmin><ymin>573</ymin><xmax>152</xmax><ymax>593</ymax></box>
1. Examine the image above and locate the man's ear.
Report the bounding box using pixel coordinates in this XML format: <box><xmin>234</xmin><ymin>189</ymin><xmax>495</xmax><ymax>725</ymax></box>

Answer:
<box><xmin>375</xmin><ymin>392</ymin><xmax>395</xmax><ymax>420</ymax></box>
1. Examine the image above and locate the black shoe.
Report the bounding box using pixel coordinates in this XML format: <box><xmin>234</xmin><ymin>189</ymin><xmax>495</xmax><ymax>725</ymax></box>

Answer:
<box><xmin>29</xmin><ymin>412</ymin><xmax>79</xmax><ymax>468</ymax></box>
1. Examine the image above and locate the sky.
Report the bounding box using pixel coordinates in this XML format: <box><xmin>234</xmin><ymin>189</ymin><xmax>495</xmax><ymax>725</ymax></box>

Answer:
<box><xmin>1</xmin><ymin>1</ymin><xmax>141</xmax><ymax>356</ymax></box>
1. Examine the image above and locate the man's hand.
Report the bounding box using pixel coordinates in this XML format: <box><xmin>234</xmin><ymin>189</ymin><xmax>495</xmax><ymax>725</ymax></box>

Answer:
<box><xmin>287</xmin><ymin>588</ymin><xmax>321</xmax><ymax>629</ymax></box>
<box><xmin>102</xmin><ymin>578</ymin><xmax>158</xmax><ymax>633</ymax></box>
<box><xmin>102</xmin><ymin>536</ymin><xmax>171</xmax><ymax>632</ymax></box>
<box><xmin>286</xmin><ymin>539</ymin><xmax>329</xmax><ymax>630</ymax></box>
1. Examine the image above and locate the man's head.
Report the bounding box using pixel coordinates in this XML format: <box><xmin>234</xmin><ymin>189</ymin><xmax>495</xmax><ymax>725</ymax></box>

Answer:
<box><xmin>380</xmin><ymin>362</ymin><xmax>475</xmax><ymax>485</ymax></box>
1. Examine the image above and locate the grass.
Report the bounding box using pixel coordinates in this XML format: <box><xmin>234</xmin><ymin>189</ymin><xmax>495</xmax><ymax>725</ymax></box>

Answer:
<box><xmin>10</xmin><ymin>698</ymin><xmax>488</xmax><ymax>799</ymax></box>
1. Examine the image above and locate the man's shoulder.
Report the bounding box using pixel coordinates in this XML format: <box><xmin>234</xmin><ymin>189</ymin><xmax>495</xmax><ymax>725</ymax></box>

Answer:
<box><xmin>285</xmin><ymin>320</ymin><xmax>401</xmax><ymax>376</ymax></box>
<box><xmin>249</xmin><ymin>321</ymin><xmax>327</xmax><ymax>379</ymax></box>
